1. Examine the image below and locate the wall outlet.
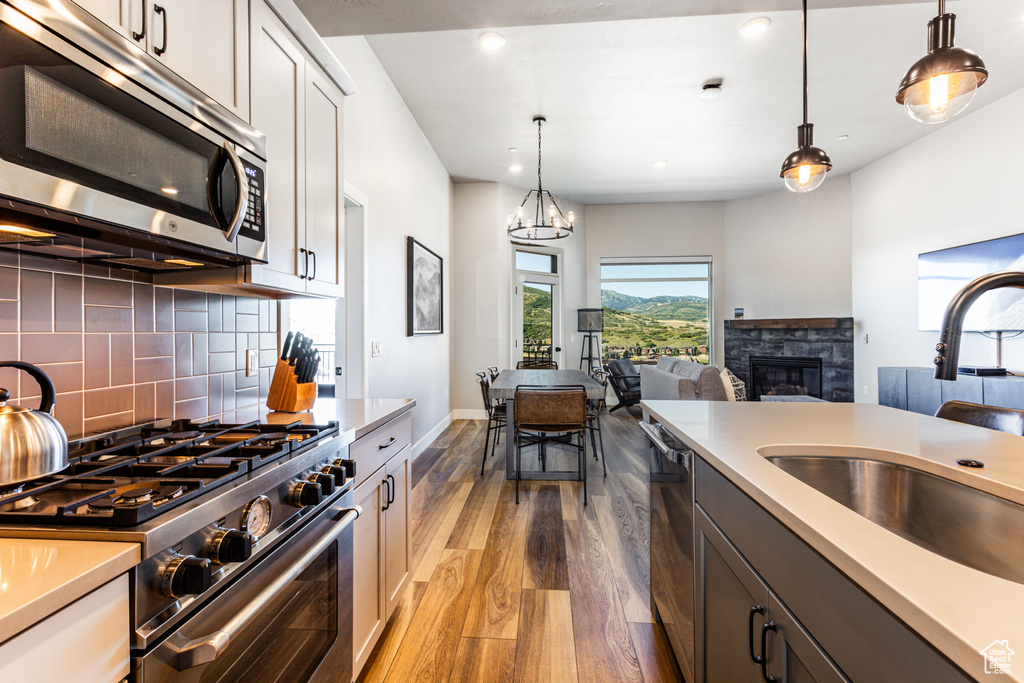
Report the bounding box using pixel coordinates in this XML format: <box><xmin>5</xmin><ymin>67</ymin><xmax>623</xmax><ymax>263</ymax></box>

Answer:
<box><xmin>371</xmin><ymin>341</ymin><xmax>382</xmax><ymax>358</ymax></box>
<box><xmin>246</xmin><ymin>349</ymin><xmax>259</xmax><ymax>377</ymax></box>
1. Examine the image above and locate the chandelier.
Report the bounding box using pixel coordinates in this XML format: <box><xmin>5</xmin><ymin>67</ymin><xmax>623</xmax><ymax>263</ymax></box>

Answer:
<box><xmin>507</xmin><ymin>116</ymin><xmax>574</xmax><ymax>241</ymax></box>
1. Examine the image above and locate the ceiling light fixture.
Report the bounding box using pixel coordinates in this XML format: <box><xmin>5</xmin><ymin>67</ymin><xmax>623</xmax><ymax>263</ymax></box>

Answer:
<box><xmin>653</xmin><ymin>160</ymin><xmax>668</xmax><ymax>168</ymax></box>
<box><xmin>780</xmin><ymin>0</ymin><xmax>831</xmax><ymax>193</ymax></box>
<box><xmin>740</xmin><ymin>17</ymin><xmax>771</xmax><ymax>37</ymax></box>
<box><xmin>895</xmin><ymin>0</ymin><xmax>987</xmax><ymax>124</ymax></box>
<box><xmin>507</xmin><ymin>116</ymin><xmax>574</xmax><ymax>241</ymax></box>
<box><xmin>700</xmin><ymin>81</ymin><xmax>723</xmax><ymax>99</ymax></box>
<box><xmin>479</xmin><ymin>32</ymin><xmax>505</xmax><ymax>50</ymax></box>
<box><xmin>509</xmin><ymin>163</ymin><xmax>523</xmax><ymax>172</ymax></box>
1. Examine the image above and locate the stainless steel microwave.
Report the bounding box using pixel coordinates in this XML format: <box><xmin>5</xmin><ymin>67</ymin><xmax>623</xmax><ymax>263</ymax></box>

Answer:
<box><xmin>0</xmin><ymin>0</ymin><xmax>268</xmax><ymax>271</ymax></box>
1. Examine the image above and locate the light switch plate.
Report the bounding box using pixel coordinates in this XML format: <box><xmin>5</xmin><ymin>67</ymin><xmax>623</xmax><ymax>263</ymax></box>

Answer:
<box><xmin>371</xmin><ymin>341</ymin><xmax>382</xmax><ymax>358</ymax></box>
<box><xmin>246</xmin><ymin>349</ymin><xmax>259</xmax><ymax>377</ymax></box>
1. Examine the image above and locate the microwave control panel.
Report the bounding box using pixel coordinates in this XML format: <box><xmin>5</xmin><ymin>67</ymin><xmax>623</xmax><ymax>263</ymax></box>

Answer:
<box><xmin>237</xmin><ymin>162</ymin><xmax>265</xmax><ymax>242</ymax></box>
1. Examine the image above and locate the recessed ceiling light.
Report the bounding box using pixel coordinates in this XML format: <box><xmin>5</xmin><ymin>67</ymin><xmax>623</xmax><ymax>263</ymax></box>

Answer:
<box><xmin>479</xmin><ymin>32</ymin><xmax>505</xmax><ymax>50</ymax></box>
<box><xmin>508</xmin><ymin>147</ymin><xmax>517</xmax><ymax>153</ymax></box>
<box><xmin>700</xmin><ymin>81</ymin><xmax>723</xmax><ymax>99</ymax></box>
<box><xmin>838</xmin><ymin>134</ymin><xmax>850</xmax><ymax>141</ymax></box>
<box><xmin>740</xmin><ymin>17</ymin><xmax>771</xmax><ymax>37</ymax></box>
<box><xmin>509</xmin><ymin>163</ymin><xmax>523</xmax><ymax>172</ymax></box>
<box><xmin>653</xmin><ymin>160</ymin><xmax>668</xmax><ymax>168</ymax></box>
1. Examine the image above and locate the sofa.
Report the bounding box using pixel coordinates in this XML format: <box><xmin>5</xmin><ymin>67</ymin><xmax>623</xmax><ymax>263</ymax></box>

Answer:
<box><xmin>639</xmin><ymin>356</ymin><xmax>730</xmax><ymax>401</ymax></box>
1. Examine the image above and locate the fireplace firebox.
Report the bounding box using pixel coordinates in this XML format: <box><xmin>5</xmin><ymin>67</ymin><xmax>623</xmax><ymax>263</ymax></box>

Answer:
<box><xmin>749</xmin><ymin>356</ymin><xmax>823</xmax><ymax>401</ymax></box>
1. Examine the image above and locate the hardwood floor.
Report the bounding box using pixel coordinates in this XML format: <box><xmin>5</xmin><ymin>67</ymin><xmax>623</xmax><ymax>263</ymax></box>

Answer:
<box><xmin>357</xmin><ymin>411</ymin><xmax>684</xmax><ymax>683</ymax></box>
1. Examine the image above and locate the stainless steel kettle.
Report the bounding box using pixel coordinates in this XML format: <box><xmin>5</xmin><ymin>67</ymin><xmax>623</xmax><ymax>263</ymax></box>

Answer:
<box><xmin>0</xmin><ymin>361</ymin><xmax>69</xmax><ymax>486</ymax></box>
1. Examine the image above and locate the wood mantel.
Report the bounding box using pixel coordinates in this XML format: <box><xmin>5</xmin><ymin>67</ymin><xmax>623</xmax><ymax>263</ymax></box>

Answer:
<box><xmin>727</xmin><ymin>318</ymin><xmax>838</xmax><ymax>330</ymax></box>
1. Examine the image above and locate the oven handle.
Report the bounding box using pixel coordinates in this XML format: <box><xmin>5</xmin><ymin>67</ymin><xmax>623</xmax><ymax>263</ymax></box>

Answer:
<box><xmin>170</xmin><ymin>505</ymin><xmax>361</xmax><ymax>671</ymax></box>
<box><xmin>221</xmin><ymin>142</ymin><xmax>249</xmax><ymax>243</ymax></box>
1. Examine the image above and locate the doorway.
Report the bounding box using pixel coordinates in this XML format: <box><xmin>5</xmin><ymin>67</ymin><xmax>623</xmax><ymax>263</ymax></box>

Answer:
<box><xmin>512</xmin><ymin>247</ymin><xmax>563</xmax><ymax>368</ymax></box>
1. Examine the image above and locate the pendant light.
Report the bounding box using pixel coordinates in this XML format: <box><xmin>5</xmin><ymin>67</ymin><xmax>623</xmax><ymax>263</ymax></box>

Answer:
<box><xmin>780</xmin><ymin>0</ymin><xmax>831</xmax><ymax>194</ymax></box>
<box><xmin>895</xmin><ymin>0</ymin><xmax>987</xmax><ymax>124</ymax></box>
<box><xmin>507</xmin><ymin>116</ymin><xmax>574</xmax><ymax>241</ymax></box>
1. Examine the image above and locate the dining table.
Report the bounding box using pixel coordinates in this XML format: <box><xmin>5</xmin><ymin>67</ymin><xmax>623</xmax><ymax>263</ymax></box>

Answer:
<box><xmin>489</xmin><ymin>368</ymin><xmax>606</xmax><ymax>480</ymax></box>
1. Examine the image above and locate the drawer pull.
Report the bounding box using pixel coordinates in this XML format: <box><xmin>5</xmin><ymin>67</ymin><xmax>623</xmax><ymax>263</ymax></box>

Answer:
<box><xmin>760</xmin><ymin>620</ymin><xmax>778</xmax><ymax>682</ymax></box>
<box><xmin>378</xmin><ymin>436</ymin><xmax>397</xmax><ymax>450</ymax></box>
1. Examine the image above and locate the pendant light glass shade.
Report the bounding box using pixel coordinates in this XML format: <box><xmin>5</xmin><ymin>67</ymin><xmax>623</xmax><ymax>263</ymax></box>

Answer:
<box><xmin>780</xmin><ymin>0</ymin><xmax>830</xmax><ymax>193</ymax></box>
<box><xmin>507</xmin><ymin>117</ymin><xmax>574</xmax><ymax>241</ymax></box>
<box><xmin>896</xmin><ymin>6</ymin><xmax>987</xmax><ymax>124</ymax></box>
<box><xmin>781</xmin><ymin>125</ymin><xmax>831</xmax><ymax>193</ymax></box>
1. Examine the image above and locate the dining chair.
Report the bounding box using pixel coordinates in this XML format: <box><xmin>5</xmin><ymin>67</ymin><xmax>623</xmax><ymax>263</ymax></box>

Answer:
<box><xmin>586</xmin><ymin>369</ymin><xmax>608</xmax><ymax>477</ymax></box>
<box><xmin>476</xmin><ymin>371</ymin><xmax>506</xmax><ymax>475</ymax></box>
<box><xmin>487</xmin><ymin>366</ymin><xmax>500</xmax><ymax>381</ymax></box>
<box><xmin>934</xmin><ymin>400</ymin><xmax>1024</xmax><ymax>435</ymax></box>
<box><xmin>513</xmin><ymin>384</ymin><xmax>588</xmax><ymax>505</ymax></box>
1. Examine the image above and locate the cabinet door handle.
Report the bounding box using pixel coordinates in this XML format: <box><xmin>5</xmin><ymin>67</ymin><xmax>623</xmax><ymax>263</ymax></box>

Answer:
<box><xmin>381</xmin><ymin>477</ymin><xmax>390</xmax><ymax>511</ymax></box>
<box><xmin>154</xmin><ymin>5</ymin><xmax>167</xmax><ymax>55</ymax></box>
<box><xmin>748</xmin><ymin>604</ymin><xmax>765</xmax><ymax>663</ymax></box>
<box><xmin>760</xmin><ymin>620</ymin><xmax>778</xmax><ymax>682</ymax></box>
<box><xmin>309</xmin><ymin>250</ymin><xmax>316</xmax><ymax>281</ymax></box>
<box><xmin>299</xmin><ymin>248</ymin><xmax>308</xmax><ymax>279</ymax></box>
<box><xmin>132</xmin><ymin>0</ymin><xmax>147</xmax><ymax>41</ymax></box>
<box><xmin>387</xmin><ymin>474</ymin><xmax>396</xmax><ymax>506</ymax></box>
<box><xmin>378</xmin><ymin>436</ymin><xmax>396</xmax><ymax>450</ymax></box>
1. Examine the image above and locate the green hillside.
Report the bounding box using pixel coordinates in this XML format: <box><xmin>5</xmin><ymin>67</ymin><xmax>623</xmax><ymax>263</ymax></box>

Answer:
<box><xmin>602</xmin><ymin>307</ymin><xmax>708</xmax><ymax>352</ymax></box>
<box><xmin>523</xmin><ymin>285</ymin><xmax>552</xmax><ymax>342</ymax></box>
<box><xmin>600</xmin><ymin>289</ymin><xmax>644</xmax><ymax>310</ymax></box>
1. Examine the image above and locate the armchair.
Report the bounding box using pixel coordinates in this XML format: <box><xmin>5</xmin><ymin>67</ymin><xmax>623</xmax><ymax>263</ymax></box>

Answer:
<box><xmin>604</xmin><ymin>359</ymin><xmax>642</xmax><ymax>412</ymax></box>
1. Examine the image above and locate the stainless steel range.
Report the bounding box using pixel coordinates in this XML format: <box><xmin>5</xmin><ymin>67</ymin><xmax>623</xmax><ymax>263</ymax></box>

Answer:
<box><xmin>0</xmin><ymin>417</ymin><xmax>359</xmax><ymax>682</ymax></box>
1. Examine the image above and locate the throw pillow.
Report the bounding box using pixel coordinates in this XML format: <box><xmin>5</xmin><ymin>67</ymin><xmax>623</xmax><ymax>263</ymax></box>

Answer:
<box><xmin>720</xmin><ymin>368</ymin><xmax>747</xmax><ymax>401</ymax></box>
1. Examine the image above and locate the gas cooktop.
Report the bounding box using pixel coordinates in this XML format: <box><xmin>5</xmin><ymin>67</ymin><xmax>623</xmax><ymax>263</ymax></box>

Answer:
<box><xmin>0</xmin><ymin>418</ymin><xmax>338</xmax><ymax>527</ymax></box>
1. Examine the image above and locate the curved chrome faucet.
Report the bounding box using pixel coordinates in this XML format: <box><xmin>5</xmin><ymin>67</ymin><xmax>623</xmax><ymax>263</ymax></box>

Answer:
<box><xmin>933</xmin><ymin>271</ymin><xmax>1024</xmax><ymax>380</ymax></box>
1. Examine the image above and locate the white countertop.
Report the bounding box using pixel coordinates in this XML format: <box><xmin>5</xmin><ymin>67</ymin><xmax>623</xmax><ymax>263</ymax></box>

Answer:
<box><xmin>0</xmin><ymin>538</ymin><xmax>139</xmax><ymax>643</ymax></box>
<box><xmin>261</xmin><ymin>397</ymin><xmax>416</xmax><ymax>441</ymax></box>
<box><xmin>641</xmin><ymin>400</ymin><xmax>1024</xmax><ymax>682</ymax></box>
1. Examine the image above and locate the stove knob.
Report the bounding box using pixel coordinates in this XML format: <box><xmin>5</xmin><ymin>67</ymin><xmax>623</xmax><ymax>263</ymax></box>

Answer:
<box><xmin>207</xmin><ymin>529</ymin><xmax>254</xmax><ymax>565</ymax></box>
<box><xmin>332</xmin><ymin>458</ymin><xmax>356</xmax><ymax>480</ymax></box>
<box><xmin>308</xmin><ymin>472</ymin><xmax>336</xmax><ymax>495</ymax></box>
<box><xmin>321</xmin><ymin>464</ymin><xmax>347</xmax><ymax>485</ymax></box>
<box><xmin>161</xmin><ymin>555</ymin><xmax>212</xmax><ymax>598</ymax></box>
<box><xmin>289</xmin><ymin>481</ymin><xmax>323</xmax><ymax>508</ymax></box>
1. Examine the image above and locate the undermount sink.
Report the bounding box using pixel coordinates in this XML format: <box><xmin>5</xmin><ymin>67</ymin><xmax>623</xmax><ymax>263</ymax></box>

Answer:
<box><xmin>765</xmin><ymin>454</ymin><xmax>1024</xmax><ymax>585</ymax></box>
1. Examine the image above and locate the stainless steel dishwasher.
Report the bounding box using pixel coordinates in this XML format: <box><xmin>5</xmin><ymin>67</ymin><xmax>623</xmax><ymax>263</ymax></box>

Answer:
<box><xmin>640</xmin><ymin>420</ymin><xmax>695</xmax><ymax>683</ymax></box>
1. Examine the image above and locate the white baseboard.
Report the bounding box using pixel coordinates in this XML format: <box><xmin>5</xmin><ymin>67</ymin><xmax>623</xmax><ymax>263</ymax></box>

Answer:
<box><xmin>451</xmin><ymin>408</ymin><xmax>487</xmax><ymax>420</ymax></box>
<box><xmin>411</xmin><ymin>412</ymin><xmax>452</xmax><ymax>461</ymax></box>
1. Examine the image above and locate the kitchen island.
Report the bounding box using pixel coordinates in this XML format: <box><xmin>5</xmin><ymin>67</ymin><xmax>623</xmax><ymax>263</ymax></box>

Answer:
<box><xmin>642</xmin><ymin>399</ymin><xmax>1024</xmax><ymax>682</ymax></box>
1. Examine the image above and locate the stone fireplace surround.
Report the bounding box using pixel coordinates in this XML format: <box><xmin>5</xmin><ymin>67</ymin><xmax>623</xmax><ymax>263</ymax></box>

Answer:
<box><xmin>724</xmin><ymin>317</ymin><xmax>854</xmax><ymax>402</ymax></box>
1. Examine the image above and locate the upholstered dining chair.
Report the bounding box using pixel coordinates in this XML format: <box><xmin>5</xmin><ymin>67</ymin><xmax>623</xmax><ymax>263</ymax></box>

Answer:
<box><xmin>934</xmin><ymin>400</ymin><xmax>1024</xmax><ymax>435</ymax></box>
<box><xmin>513</xmin><ymin>384</ymin><xmax>588</xmax><ymax>505</ymax></box>
<box><xmin>477</xmin><ymin>371</ymin><xmax>506</xmax><ymax>475</ymax></box>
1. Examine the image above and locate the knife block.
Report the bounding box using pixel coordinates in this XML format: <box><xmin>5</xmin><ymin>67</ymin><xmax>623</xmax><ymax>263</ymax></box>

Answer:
<box><xmin>266</xmin><ymin>358</ymin><xmax>316</xmax><ymax>413</ymax></box>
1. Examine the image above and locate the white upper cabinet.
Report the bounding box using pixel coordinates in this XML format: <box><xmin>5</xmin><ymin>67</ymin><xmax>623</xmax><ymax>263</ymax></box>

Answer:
<box><xmin>248</xmin><ymin>0</ymin><xmax>344</xmax><ymax>298</ymax></box>
<box><xmin>77</xmin><ymin>0</ymin><xmax>250</xmax><ymax>120</ymax></box>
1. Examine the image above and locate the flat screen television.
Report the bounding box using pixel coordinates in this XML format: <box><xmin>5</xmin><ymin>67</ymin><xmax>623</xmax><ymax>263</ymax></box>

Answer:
<box><xmin>918</xmin><ymin>232</ymin><xmax>1024</xmax><ymax>331</ymax></box>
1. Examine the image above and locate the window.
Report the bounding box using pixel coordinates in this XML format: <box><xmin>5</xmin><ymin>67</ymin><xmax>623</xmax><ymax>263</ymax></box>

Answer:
<box><xmin>515</xmin><ymin>249</ymin><xmax>557</xmax><ymax>274</ymax></box>
<box><xmin>599</xmin><ymin>257</ymin><xmax>712</xmax><ymax>365</ymax></box>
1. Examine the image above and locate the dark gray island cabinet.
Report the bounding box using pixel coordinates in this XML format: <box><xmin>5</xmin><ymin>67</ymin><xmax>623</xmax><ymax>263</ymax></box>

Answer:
<box><xmin>689</xmin><ymin>458</ymin><xmax>970</xmax><ymax>682</ymax></box>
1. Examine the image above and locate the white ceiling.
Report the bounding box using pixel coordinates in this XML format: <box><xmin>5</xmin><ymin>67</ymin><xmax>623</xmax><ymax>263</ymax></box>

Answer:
<box><xmin>301</xmin><ymin>1</ymin><xmax>1024</xmax><ymax>203</ymax></box>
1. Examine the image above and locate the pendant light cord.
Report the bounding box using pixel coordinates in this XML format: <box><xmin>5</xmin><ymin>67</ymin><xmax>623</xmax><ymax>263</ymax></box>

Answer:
<box><xmin>536</xmin><ymin>118</ymin><xmax>544</xmax><ymax>195</ymax></box>
<box><xmin>802</xmin><ymin>0</ymin><xmax>808</xmax><ymax>126</ymax></box>
<box><xmin>938</xmin><ymin>0</ymin><xmax>944</xmax><ymax>15</ymax></box>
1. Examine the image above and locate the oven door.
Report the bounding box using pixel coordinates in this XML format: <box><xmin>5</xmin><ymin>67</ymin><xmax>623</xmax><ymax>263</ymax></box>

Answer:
<box><xmin>0</xmin><ymin>4</ymin><xmax>266</xmax><ymax>259</ymax></box>
<box><xmin>137</xmin><ymin>499</ymin><xmax>357</xmax><ymax>683</ymax></box>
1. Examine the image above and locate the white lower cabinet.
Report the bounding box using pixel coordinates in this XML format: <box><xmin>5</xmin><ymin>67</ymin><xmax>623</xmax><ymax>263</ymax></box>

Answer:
<box><xmin>352</xmin><ymin>413</ymin><xmax>413</xmax><ymax>677</ymax></box>
<box><xmin>0</xmin><ymin>574</ymin><xmax>130</xmax><ymax>682</ymax></box>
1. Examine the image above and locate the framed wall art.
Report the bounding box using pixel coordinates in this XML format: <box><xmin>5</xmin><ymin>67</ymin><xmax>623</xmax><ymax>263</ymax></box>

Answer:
<box><xmin>407</xmin><ymin>236</ymin><xmax>443</xmax><ymax>335</ymax></box>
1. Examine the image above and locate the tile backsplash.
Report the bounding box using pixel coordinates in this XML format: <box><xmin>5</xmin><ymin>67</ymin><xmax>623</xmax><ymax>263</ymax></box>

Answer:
<box><xmin>0</xmin><ymin>255</ymin><xmax>278</xmax><ymax>439</ymax></box>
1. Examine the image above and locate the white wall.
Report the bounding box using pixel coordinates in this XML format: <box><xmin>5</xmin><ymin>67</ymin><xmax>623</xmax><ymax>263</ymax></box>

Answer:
<box><xmin>585</xmin><ymin>202</ymin><xmax>726</xmax><ymax>365</ymax></box>
<box><xmin>450</xmin><ymin>182</ymin><xmax>585</xmax><ymax>412</ymax></box>
<box><xmin>723</xmin><ymin>176</ymin><xmax>853</xmax><ymax>320</ymax></box>
<box><xmin>852</xmin><ymin>86</ymin><xmax>1024</xmax><ymax>403</ymax></box>
<box><xmin>326</xmin><ymin>36</ymin><xmax>453</xmax><ymax>448</ymax></box>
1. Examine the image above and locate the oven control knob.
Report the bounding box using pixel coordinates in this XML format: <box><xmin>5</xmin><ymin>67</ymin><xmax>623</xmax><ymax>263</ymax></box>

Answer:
<box><xmin>321</xmin><ymin>465</ymin><xmax>347</xmax><ymax>486</ymax></box>
<box><xmin>161</xmin><ymin>556</ymin><xmax>212</xmax><ymax>598</ymax></box>
<box><xmin>332</xmin><ymin>458</ymin><xmax>357</xmax><ymax>480</ymax></box>
<box><xmin>289</xmin><ymin>481</ymin><xmax>323</xmax><ymax>508</ymax></box>
<box><xmin>207</xmin><ymin>529</ymin><xmax>254</xmax><ymax>565</ymax></box>
<box><xmin>308</xmin><ymin>472</ymin><xmax>336</xmax><ymax>496</ymax></box>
